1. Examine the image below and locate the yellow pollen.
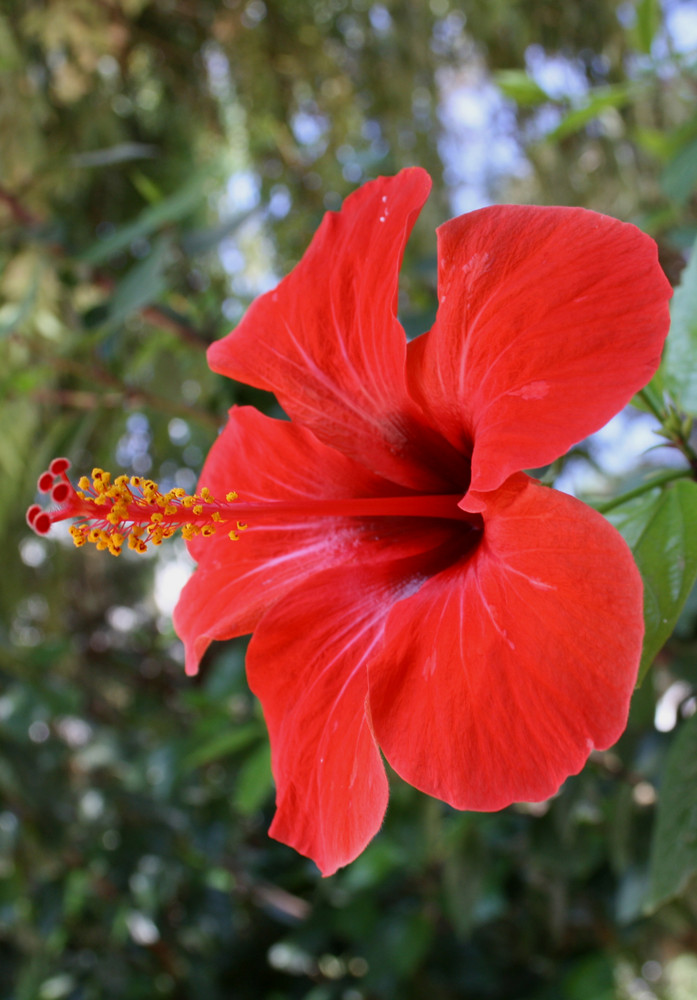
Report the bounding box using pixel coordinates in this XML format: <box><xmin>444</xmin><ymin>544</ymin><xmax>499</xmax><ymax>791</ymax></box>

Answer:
<box><xmin>47</xmin><ymin>466</ymin><xmax>244</xmax><ymax>558</ymax></box>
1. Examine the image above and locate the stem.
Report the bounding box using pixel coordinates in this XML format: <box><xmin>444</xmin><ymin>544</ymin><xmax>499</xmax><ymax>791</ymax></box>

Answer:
<box><xmin>593</xmin><ymin>468</ymin><xmax>694</xmax><ymax>514</ymax></box>
<box><xmin>674</xmin><ymin>434</ymin><xmax>697</xmax><ymax>477</ymax></box>
<box><xmin>637</xmin><ymin>388</ymin><xmax>697</xmax><ymax>478</ymax></box>
<box><xmin>636</xmin><ymin>386</ymin><xmax>665</xmax><ymax>423</ymax></box>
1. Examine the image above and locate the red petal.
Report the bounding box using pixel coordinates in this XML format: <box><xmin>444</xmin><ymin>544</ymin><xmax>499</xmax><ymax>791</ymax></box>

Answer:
<box><xmin>408</xmin><ymin>206</ymin><xmax>672</xmax><ymax>495</ymax></box>
<box><xmin>173</xmin><ymin>406</ymin><xmax>455</xmax><ymax>675</ymax></box>
<box><xmin>207</xmin><ymin>169</ymin><xmax>455</xmax><ymax>490</ymax></box>
<box><xmin>369</xmin><ymin>474</ymin><xmax>643</xmax><ymax>810</ymax></box>
<box><xmin>246</xmin><ymin>567</ymin><xmax>394</xmax><ymax>875</ymax></box>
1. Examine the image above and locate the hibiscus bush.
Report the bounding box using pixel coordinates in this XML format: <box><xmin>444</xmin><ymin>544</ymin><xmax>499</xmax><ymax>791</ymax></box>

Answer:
<box><xmin>4</xmin><ymin>1</ymin><xmax>697</xmax><ymax>998</ymax></box>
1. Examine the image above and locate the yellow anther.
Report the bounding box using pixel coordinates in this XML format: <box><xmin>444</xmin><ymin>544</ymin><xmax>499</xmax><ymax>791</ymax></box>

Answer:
<box><xmin>50</xmin><ymin>463</ymin><xmax>245</xmax><ymax>559</ymax></box>
<box><xmin>69</xmin><ymin>525</ymin><xmax>87</xmax><ymax>548</ymax></box>
<box><xmin>92</xmin><ymin>470</ymin><xmax>111</xmax><ymax>493</ymax></box>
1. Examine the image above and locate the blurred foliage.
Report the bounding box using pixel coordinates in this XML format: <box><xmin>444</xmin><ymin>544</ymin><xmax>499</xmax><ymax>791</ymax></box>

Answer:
<box><xmin>3</xmin><ymin>0</ymin><xmax>697</xmax><ymax>997</ymax></box>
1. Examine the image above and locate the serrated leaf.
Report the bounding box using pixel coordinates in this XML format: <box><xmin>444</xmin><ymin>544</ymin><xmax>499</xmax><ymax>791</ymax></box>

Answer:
<box><xmin>607</xmin><ymin>479</ymin><xmax>697</xmax><ymax>681</ymax></box>
<box><xmin>662</xmin><ymin>232</ymin><xmax>697</xmax><ymax>413</ymax></box>
<box><xmin>646</xmin><ymin>713</ymin><xmax>697</xmax><ymax>910</ymax></box>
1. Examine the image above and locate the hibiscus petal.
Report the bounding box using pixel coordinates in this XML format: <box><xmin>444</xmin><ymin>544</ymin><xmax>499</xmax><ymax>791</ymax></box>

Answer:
<box><xmin>207</xmin><ymin>169</ymin><xmax>458</xmax><ymax>490</ymax></box>
<box><xmin>369</xmin><ymin>474</ymin><xmax>644</xmax><ymax>810</ymax></box>
<box><xmin>407</xmin><ymin>205</ymin><xmax>672</xmax><ymax>495</ymax></box>
<box><xmin>246</xmin><ymin>567</ymin><xmax>398</xmax><ymax>876</ymax></box>
<box><xmin>173</xmin><ymin>406</ymin><xmax>455</xmax><ymax>675</ymax></box>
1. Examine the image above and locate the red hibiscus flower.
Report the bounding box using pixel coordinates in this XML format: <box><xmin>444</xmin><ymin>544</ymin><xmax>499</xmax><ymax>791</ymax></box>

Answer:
<box><xmin>171</xmin><ymin>168</ymin><xmax>671</xmax><ymax>875</ymax></box>
<box><xmin>29</xmin><ymin>168</ymin><xmax>671</xmax><ymax>876</ymax></box>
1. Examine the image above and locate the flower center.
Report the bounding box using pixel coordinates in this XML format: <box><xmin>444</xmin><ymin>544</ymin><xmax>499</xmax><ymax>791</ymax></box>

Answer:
<box><xmin>26</xmin><ymin>457</ymin><xmax>479</xmax><ymax>556</ymax></box>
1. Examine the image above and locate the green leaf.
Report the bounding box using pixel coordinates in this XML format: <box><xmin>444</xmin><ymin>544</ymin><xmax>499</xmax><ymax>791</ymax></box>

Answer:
<box><xmin>494</xmin><ymin>70</ymin><xmax>550</xmax><ymax>107</ymax></box>
<box><xmin>181</xmin><ymin>723</ymin><xmax>260</xmax><ymax>772</ymax></box>
<box><xmin>662</xmin><ymin>232</ymin><xmax>697</xmax><ymax>414</ymax></box>
<box><xmin>550</xmin><ymin>84</ymin><xmax>633</xmax><ymax>140</ymax></box>
<box><xmin>646</xmin><ymin>713</ymin><xmax>697</xmax><ymax>910</ymax></box>
<box><xmin>661</xmin><ymin>136</ymin><xmax>697</xmax><ymax>206</ymax></box>
<box><xmin>634</xmin><ymin>0</ymin><xmax>661</xmax><ymax>54</ymax></box>
<box><xmin>234</xmin><ymin>743</ymin><xmax>272</xmax><ymax>815</ymax></box>
<box><xmin>103</xmin><ymin>236</ymin><xmax>170</xmax><ymax>328</ymax></box>
<box><xmin>181</xmin><ymin>207</ymin><xmax>258</xmax><ymax>257</ymax></box>
<box><xmin>607</xmin><ymin>479</ymin><xmax>697</xmax><ymax>682</ymax></box>
<box><xmin>78</xmin><ymin>176</ymin><xmax>206</xmax><ymax>266</ymax></box>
